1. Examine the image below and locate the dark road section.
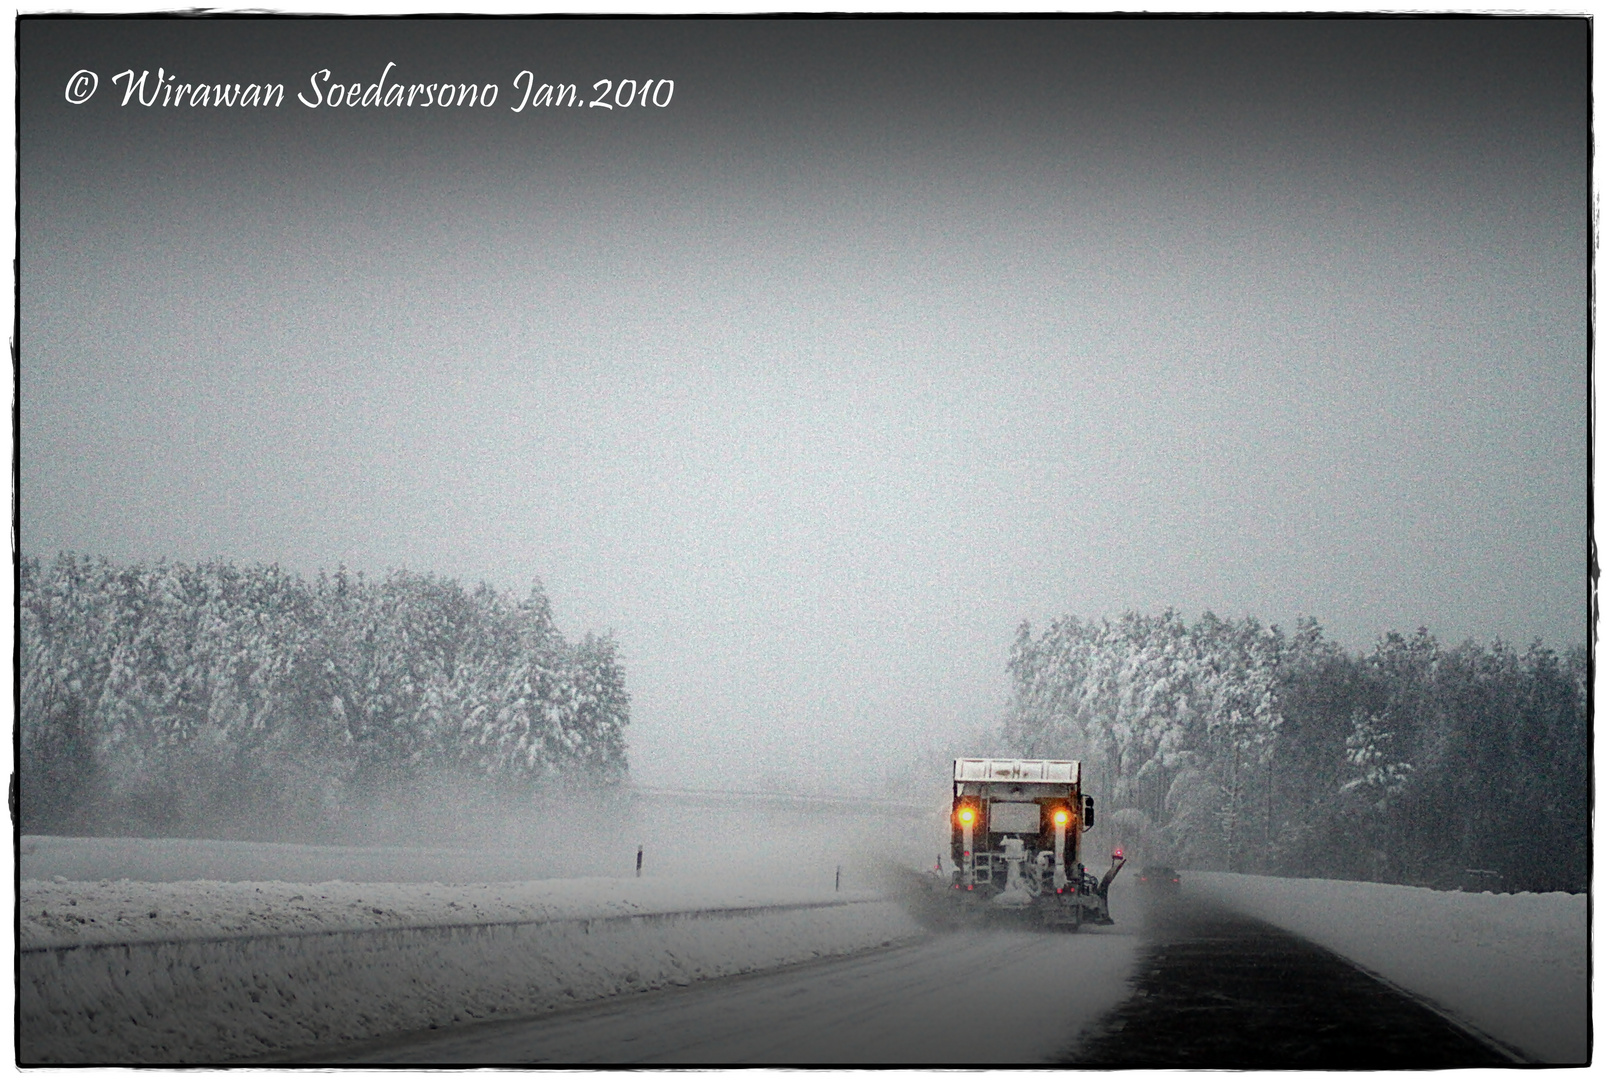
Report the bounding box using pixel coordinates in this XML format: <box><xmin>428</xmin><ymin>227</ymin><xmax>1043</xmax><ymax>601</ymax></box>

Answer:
<box><xmin>1064</xmin><ymin>900</ymin><xmax>1518</xmax><ymax>1068</ymax></box>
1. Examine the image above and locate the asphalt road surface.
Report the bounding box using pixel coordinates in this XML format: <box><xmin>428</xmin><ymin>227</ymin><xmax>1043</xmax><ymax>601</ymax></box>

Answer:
<box><xmin>295</xmin><ymin>895</ymin><xmax>1521</xmax><ymax>1066</ymax></box>
<box><xmin>1065</xmin><ymin>894</ymin><xmax>1521</xmax><ymax>1067</ymax></box>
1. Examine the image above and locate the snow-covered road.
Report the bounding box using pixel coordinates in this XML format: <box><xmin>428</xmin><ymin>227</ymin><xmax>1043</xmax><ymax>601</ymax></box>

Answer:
<box><xmin>313</xmin><ymin>927</ymin><xmax>1139</xmax><ymax>1065</ymax></box>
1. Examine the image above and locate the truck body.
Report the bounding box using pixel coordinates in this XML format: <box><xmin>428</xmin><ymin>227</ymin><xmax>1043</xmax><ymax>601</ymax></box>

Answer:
<box><xmin>944</xmin><ymin>757</ymin><xmax>1123</xmax><ymax>928</ymax></box>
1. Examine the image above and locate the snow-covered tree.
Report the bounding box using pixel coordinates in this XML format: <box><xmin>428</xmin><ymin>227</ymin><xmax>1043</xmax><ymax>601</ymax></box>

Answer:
<box><xmin>1340</xmin><ymin>711</ymin><xmax>1413</xmax><ymax>798</ymax></box>
<box><xmin>18</xmin><ymin>554</ymin><xmax>632</xmax><ymax>839</ymax></box>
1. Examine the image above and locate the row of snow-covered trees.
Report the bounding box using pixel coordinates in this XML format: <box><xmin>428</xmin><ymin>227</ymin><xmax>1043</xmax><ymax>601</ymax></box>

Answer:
<box><xmin>20</xmin><ymin>553</ymin><xmax>630</xmax><ymax>839</ymax></box>
<box><xmin>1004</xmin><ymin>611</ymin><xmax>1587</xmax><ymax>893</ymax></box>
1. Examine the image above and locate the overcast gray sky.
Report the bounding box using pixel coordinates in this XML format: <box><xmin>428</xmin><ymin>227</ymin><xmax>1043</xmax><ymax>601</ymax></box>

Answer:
<box><xmin>20</xmin><ymin>18</ymin><xmax>1588</xmax><ymax>789</ymax></box>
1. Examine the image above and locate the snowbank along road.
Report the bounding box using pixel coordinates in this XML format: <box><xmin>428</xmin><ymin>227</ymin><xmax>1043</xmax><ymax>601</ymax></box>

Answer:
<box><xmin>19</xmin><ymin>877</ymin><xmax>924</xmax><ymax>1064</ymax></box>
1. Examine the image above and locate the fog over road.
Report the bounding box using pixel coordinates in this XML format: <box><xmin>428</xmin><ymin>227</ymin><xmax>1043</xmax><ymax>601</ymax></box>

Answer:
<box><xmin>302</xmin><ymin>928</ymin><xmax>1140</xmax><ymax>1065</ymax></box>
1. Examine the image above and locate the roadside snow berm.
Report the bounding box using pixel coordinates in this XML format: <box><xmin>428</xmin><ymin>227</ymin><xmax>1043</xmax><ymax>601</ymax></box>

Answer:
<box><xmin>18</xmin><ymin>878</ymin><xmax>921</xmax><ymax>1064</ymax></box>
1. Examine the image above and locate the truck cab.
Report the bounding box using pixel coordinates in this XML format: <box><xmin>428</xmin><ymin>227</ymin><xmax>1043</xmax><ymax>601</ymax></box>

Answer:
<box><xmin>948</xmin><ymin>757</ymin><xmax>1122</xmax><ymax>928</ymax></box>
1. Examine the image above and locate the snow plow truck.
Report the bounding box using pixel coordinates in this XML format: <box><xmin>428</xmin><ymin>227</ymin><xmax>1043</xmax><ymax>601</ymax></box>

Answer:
<box><xmin>943</xmin><ymin>758</ymin><xmax>1124</xmax><ymax>929</ymax></box>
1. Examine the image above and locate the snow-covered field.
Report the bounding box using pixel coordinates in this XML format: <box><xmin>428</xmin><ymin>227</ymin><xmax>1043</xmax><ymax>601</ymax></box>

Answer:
<box><xmin>19</xmin><ymin>833</ymin><xmax>586</xmax><ymax>886</ymax></box>
<box><xmin>20</xmin><ymin>873</ymin><xmax>921</xmax><ymax>1064</ymax></box>
<box><xmin>21</xmin><ymin>793</ymin><xmax>938</xmax><ymax>890</ymax></box>
<box><xmin>1189</xmin><ymin>871</ymin><xmax>1589</xmax><ymax>1064</ymax></box>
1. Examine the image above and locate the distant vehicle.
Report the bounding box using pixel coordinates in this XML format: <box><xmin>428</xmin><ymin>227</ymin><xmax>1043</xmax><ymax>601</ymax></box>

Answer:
<box><xmin>935</xmin><ymin>758</ymin><xmax>1125</xmax><ymax>930</ymax></box>
<box><xmin>1136</xmin><ymin>865</ymin><xmax>1181</xmax><ymax>893</ymax></box>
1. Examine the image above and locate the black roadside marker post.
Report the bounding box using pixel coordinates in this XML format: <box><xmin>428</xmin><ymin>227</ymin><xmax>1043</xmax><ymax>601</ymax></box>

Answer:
<box><xmin>835</xmin><ymin>865</ymin><xmax>841</xmax><ymax>892</ymax></box>
<box><xmin>636</xmin><ymin>845</ymin><xmax>643</xmax><ymax>878</ymax></box>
